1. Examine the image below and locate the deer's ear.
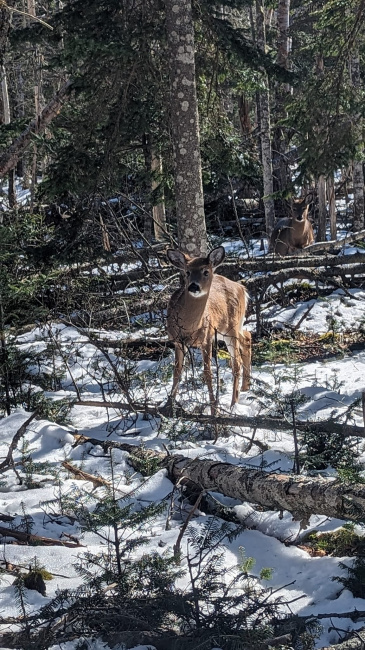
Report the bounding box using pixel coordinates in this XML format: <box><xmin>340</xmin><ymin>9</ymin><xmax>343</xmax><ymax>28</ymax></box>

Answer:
<box><xmin>208</xmin><ymin>246</ymin><xmax>225</xmax><ymax>269</ymax></box>
<box><xmin>166</xmin><ymin>249</ymin><xmax>187</xmax><ymax>270</ymax></box>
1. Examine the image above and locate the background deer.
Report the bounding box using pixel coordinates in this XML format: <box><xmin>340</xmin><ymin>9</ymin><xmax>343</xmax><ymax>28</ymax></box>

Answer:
<box><xmin>270</xmin><ymin>198</ymin><xmax>314</xmax><ymax>256</ymax></box>
<box><xmin>166</xmin><ymin>246</ymin><xmax>251</xmax><ymax>413</ymax></box>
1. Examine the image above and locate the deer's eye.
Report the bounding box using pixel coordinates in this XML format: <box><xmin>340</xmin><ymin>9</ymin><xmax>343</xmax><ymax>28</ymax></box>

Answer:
<box><xmin>186</xmin><ymin>271</ymin><xmax>191</xmax><ymax>277</ymax></box>
<box><xmin>203</xmin><ymin>270</ymin><xmax>209</xmax><ymax>277</ymax></box>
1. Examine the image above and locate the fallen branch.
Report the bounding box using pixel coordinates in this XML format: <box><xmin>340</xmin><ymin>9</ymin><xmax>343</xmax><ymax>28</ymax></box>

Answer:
<box><xmin>72</xmin><ymin>435</ymin><xmax>365</xmax><ymax>523</ymax></box>
<box><xmin>72</xmin><ymin>400</ymin><xmax>365</xmax><ymax>439</ymax></box>
<box><xmin>0</xmin><ymin>524</ymin><xmax>84</xmax><ymax>547</ymax></box>
<box><xmin>0</xmin><ymin>80</ymin><xmax>73</xmax><ymax>178</ymax></box>
<box><xmin>62</xmin><ymin>460</ymin><xmax>111</xmax><ymax>487</ymax></box>
<box><xmin>0</xmin><ymin>410</ymin><xmax>39</xmax><ymax>474</ymax></box>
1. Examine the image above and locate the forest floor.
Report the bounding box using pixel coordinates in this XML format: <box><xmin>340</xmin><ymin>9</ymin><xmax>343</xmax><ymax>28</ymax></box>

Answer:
<box><xmin>0</xmin><ymin>237</ymin><xmax>365</xmax><ymax>650</ymax></box>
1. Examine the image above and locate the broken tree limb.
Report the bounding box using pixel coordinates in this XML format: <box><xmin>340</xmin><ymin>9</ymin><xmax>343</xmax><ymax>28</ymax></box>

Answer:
<box><xmin>72</xmin><ymin>435</ymin><xmax>365</xmax><ymax>523</ymax></box>
<box><xmin>238</xmin><ymin>251</ymin><xmax>365</xmax><ymax>274</ymax></box>
<box><xmin>72</xmin><ymin>400</ymin><xmax>365</xmax><ymax>439</ymax></box>
<box><xmin>297</xmin><ymin>229</ymin><xmax>365</xmax><ymax>255</ymax></box>
<box><xmin>0</xmin><ymin>524</ymin><xmax>84</xmax><ymax>547</ymax></box>
<box><xmin>0</xmin><ymin>410</ymin><xmax>39</xmax><ymax>473</ymax></box>
<box><xmin>0</xmin><ymin>79</ymin><xmax>73</xmax><ymax>178</ymax></box>
<box><xmin>62</xmin><ymin>460</ymin><xmax>111</xmax><ymax>488</ymax></box>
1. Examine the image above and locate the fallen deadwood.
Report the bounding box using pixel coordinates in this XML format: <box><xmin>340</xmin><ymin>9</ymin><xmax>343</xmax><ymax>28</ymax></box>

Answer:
<box><xmin>62</xmin><ymin>460</ymin><xmax>111</xmax><ymax>487</ymax></box>
<box><xmin>319</xmin><ymin>628</ymin><xmax>365</xmax><ymax>650</ymax></box>
<box><xmin>298</xmin><ymin>229</ymin><xmax>365</xmax><ymax>255</ymax></box>
<box><xmin>0</xmin><ymin>410</ymin><xmax>39</xmax><ymax>474</ymax></box>
<box><xmin>245</xmin><ymin>261</ymin><xmax>365</xmax><ymax>292</ymax></box>
<box><xmin>72</xmin><ymin>435</ymin><xmax>365</xmax><ymax>523</ymax></box>
<box><xmin>0</xmin><ymin>524</ymin><xmax>84</xmax><ymax>547</ymax></box>
<box><xmin>238</xmin><ymin>251</ymin><xmax>365</xmax><ymax>273</ymax></box>
<box><xmin>72</xmin><ymin>400</ymin><xmax>365</xmax><ymax>439</ymax></box>
<box><xmin>0</xmin><ymin>80</ymin><xmax>73</xmax><ymax>178</ymax></box>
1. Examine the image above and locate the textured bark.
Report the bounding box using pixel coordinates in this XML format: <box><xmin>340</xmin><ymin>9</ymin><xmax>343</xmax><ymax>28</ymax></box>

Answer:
<box><xmin>256</xmin><ymin>0</ymin><xmax>275</xmax><ymax>237</ymax></box>
<box><xmin>316</xmin><ymin>175</ymin><xmax>327</xmax><ymax>241</ymax></box>
<box><xmin>0</xmin><ymin>79</ymin><xmax>72</xmax><ymax>179</ymax></box>
<box><xmin>73</xmin><ymin>434</ymin><xmax>365</xmax><ymax>523</ymax></box>
<box><xmin>0</xmin><ymin>1</ymin><xmax>10</xmax><ymax>69</ymax></box>
<box><xmin>351</xmin><ymin>52</ymin><xmax>365</xmax><ymax>232</ymax></box>
<box><xmin>273</xmin><ymin>0</ymin><xmax>290</xmax><ymax>214</ymax></box>
<box><xmin>151</xmin><ymin>148</ymin><xmax>167</xmax><ymax>241</ymax></box>
<box><xmin>327</xmin><ymin>173</ymin><xmax>337</xmax><ymax>240</ymax></box>
<box><xmin>167</xmin><ymin>455</ymin><xmax>365</xmax><ymax>522</ymax></box>
<box><xmin>165</xmin><ymin>0</ymin><xmax>207</xmax><ymax>256</ymax></box>
<box><xmin>72</xmin><ymin>402</ymin><xmax>365</xmax><ymax>440</ymax></box>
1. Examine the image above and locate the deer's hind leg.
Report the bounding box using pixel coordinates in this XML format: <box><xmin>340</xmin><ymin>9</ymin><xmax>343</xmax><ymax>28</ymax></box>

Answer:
<box><xmin>240</xmin><ymin>330</ymin><xmax>251</xmax><ymax>391</ymax></box>
<box><xmin>225</xmin><ymin>335</ymin><xmax>242</xmax><ymax>407</ymax></box>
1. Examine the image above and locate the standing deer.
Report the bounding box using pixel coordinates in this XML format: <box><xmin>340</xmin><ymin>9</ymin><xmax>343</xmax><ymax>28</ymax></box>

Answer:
<box><xmin>166</xmin><ymin>246</ymin><xmax>251</xmax><ymax>413</ymax></box>
<box><xmin>270</xmin><ymin>198</ymin><xmax>314</xmax><ymax>256</ymax></box>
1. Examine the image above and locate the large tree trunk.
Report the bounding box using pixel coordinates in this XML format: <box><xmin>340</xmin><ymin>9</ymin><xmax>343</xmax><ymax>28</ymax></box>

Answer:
<box><xmin>256</xmin><ymin>0</ymin><xmax>275</xmax><ymax>238</ymax></box>
<box><xmin>350</xmin><ymin>52</ymin><xmax>365</xmax><ymax>232</ymax></box>
<box><xmin>0</xmin><ymin>2</ymin><xmax>10</xmax><ymax>70</ymax></box>
<box><xmin>327</xmin><ymin>173</ymin><xmax>337</xmax><ymax>240</ymax></box>
<box><xmin>74</xmin><ymin>434</ymin><xmax>365</xmax><ymax>524</ymax></box>
<box><xmin>167</xmin><ymin>455</ymin><xmax>365</xmax><ymax>524</ymax></box>
<box><xmin>165</xmin><ymin>0</ymin><xmax>207</xmax><ymax>256</ymax></box>
<box><xmin>0</xmin><ymin>64</ymin><xmax>15</xmax><ymax>207</ymax></box>
<box><xmin>316</xmin><ymin>174</ymin><xmax>327</xmax><ymax>241</ymax></box>
<box><xmin>0</xmin><ymin>79</ymin><xmax>72</xmax><ymax>179</ymax></box>
<box><xmin>151</xmin><ymin>149</ymin><xmax>167</xmax><ymax>241</ymax></box>
<box><xmin>273</xmin><ymin>0</ymin><xmax>290</xmax><ymax>217</ymax></box>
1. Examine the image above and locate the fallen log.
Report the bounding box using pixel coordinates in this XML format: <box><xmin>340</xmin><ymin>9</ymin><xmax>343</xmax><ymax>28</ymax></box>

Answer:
<box><xmin>245</xmin><ymin>262</ymin><xmax>365</xmax><ymax>292</ymax></box>
<box><xmin>72</xmin><ymin>435</ymin><xmax>365</xmax><ymax>523</ymax></box>
<box><xmin>72</xmin><ymin>400</ymin><xmax>365</xmax><ymax>439</ymax></box>
<box><xmin>238</xmin><ymin>251</ymin><xmax>365</xmax><ymax>274</ymax></box>
<box><xmin>0</xmin><ymin>524</ymin><xmax>84</xmax><ymax>547</ymax></box>
<box><xmin>62</xmin><ymin>460</ymin><xmax>111</xmax><ymax>487</ymax></box>
<box><xmin>0</xmin><ymin>80</ymin><xmax>73</xmax><ymax>179</ymax></box>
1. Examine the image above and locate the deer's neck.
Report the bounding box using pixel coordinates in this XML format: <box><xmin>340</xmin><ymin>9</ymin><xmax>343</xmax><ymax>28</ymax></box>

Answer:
<box><xmin>179</xmin><ymin>288</ymin><xmax>209</xmax><ymax>332</ymax></box>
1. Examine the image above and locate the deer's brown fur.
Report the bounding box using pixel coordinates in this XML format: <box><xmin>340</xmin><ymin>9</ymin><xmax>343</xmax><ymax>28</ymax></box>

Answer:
<box><xmin>270</xmin><ymin>199</ymin><xmax>314</xmax><ymax>256</ymax></box>
<box><xmin>166</xmin><ymin>247</ymin><xmax>251</xmax><ymax>413</ymax></box>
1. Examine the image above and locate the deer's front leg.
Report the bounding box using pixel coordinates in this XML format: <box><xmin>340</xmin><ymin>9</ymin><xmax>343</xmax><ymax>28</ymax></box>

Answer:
<box><xmin>202</xmin><ymin>343</ymin><xmax>216</xmax><ymax>415</ymax></box>
<box><xmin>171</xmin><ymin>344</ymin><xmax>185</xmax><ymax>399</ymax></box>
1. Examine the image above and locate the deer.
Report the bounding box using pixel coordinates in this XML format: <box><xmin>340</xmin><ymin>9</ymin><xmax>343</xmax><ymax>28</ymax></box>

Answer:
<box><xmin>166</xmin><ymin>246</ymin><xmax>251</xmax><ymax>414</ymax></box>
<box><xmin>270</xmin><ymin>198</ymin><xmax>314</xmax><ymax>256</ymax></box>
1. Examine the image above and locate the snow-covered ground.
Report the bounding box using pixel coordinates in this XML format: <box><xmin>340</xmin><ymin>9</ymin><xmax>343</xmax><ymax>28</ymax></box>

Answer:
<box><xmin>0</xmin><ymin>270</ymin><xmax>365</xmax><ymax>649</ymax></box>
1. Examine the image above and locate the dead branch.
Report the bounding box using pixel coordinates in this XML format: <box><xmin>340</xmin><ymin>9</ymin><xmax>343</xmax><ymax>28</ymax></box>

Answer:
<box><xmin>62</xmin><ymin>460</ymin><xmax>111</xmax><ymax>487</ymax></box>
<box><xmin>0</xmin><ymin>80</ymin><xmax>73</xmax><ymax>178</ymax></box>
<box><xmin>72</xmin><ymin>400</ymin><xmax>365</xmax><ymax>439</ymax></box>
<box><xmin>72</xmin><ymin>435</ymin><xmax>365</xmax><ymax>523</ymax></box>
<box><xmin>0</xmin><ymin>410</ymin><xmax>39</xmax><ymax>474</ymax></box>
<box><xmin>0</xmin><ymin>524</ymin><xmax>84</xmax><ymax>547</ymax></box>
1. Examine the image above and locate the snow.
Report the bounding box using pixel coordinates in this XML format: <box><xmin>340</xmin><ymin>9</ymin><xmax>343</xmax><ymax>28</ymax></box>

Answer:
<box><xmin>1</xmin><ymin>234</ymin><xmax>365</xmax><ymax>648</ymax></box>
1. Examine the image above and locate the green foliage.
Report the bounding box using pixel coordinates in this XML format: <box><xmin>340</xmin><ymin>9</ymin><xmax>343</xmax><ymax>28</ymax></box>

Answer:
<box><xmin>301</xmin><ymin>428</ymin><xmax>362</xmax><ymax>472</ymax></box>
<box><xmin>303</xmin><ymin>524</ymin><xmax>365</xmax><ymax>557</ymax></box>
<box><xmin>335</xmin><ymin>555</ymin><xmax>365</xmax><ymax>598</ymax></box>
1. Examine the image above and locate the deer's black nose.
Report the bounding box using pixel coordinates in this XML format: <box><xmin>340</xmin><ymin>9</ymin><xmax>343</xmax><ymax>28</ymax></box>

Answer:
<box><xmin>188</xmin><ymin>282</ymin><xmax>200</xmax><ymax>293</ymax></box>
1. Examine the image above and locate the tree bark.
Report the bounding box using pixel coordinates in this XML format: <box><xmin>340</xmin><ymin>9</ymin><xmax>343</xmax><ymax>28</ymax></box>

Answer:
<box><xmin>166</xmin><ymin>454</ymin><xmax>365</xmax><ymax>522</ymax></box>
<box><xmin>273</xmin><ymin>0</ymin><xmax>290</xmax><ymax>217</ymax></box>
<box><xmin>316</xmin><ymin>174</ymin><xmax>327</xmax><ymax>241</ymax></box>
<box><xmin>327</xmin><ymin>173</ymin><xmax>337</xmax><ymax>240</ymax></box>
<box><xmin>350</xmin><ymin>51</ymin><xmax>365</xmax><ymax>232</ymax></box>
<box><xmin>72</xmin><ymin>434</ymin><xmax>365</xmax><ymax>523</ymax></box>
<box><xmin>0</xmin><ymin>79</ymin><xmax>73</xmax><ymax>179</ymax></box>
<box><xmin>165</xmin><ymin>0</ymin><xmax>207</xmax><ymax>256</ymax></box>
<box><xmin>256</xmin><ymin>0</ymin><xmax>275</xmax><ymax>238</ymax></box>
<box><xmin>151</xmin><ymin>148</ymin><xmax>167</xmax><ymax>241</ymax></box>
<box><xmin>1</xmin><ymin>63</ymin><xmax>15</xmax><ymax>207</ymax></box>
<box><xmin>0</xmin><ymin>1</ymin><xmax>10</xmax><ymax>69</ymax></box>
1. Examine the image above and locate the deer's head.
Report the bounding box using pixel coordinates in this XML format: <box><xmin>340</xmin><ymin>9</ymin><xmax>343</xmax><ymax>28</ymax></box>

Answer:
<box><xmin>167</xmin><ymin>247</ymin><xmax>225</xmax><ymax>298</ymax></box>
